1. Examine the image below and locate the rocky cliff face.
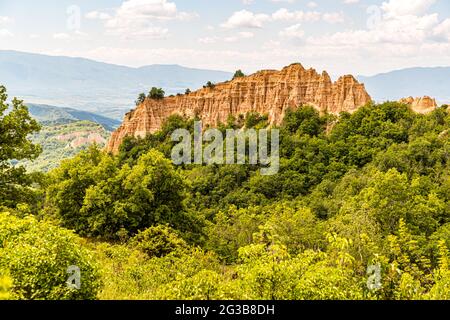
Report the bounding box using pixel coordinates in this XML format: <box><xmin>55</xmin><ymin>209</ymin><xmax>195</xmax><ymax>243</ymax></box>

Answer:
<box><xmin>107</xmin><ymin>63</ymin><xmax>372</xmax><ymax>154</ymax></box>
<box><xmin>399</xmin><ymin>96</ymin><xmax>438</xmax><ymax>114</ymax></box>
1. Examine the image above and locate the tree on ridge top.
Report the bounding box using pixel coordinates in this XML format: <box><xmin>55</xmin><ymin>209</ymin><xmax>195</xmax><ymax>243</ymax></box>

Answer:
<box><xmin>148</xmin><ymin>87</ymin><xmax>165</xmax><ymax>100</ymax></box>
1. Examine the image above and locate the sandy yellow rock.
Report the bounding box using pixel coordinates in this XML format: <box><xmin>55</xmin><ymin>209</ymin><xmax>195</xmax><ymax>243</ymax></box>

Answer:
<box><xmin>107</xmin><ymin>63</ymin><xmax>372</xmax><ymax>154</ymax></box>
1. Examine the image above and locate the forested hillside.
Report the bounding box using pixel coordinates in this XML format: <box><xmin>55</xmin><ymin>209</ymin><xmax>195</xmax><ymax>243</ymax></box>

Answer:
<box><xmin>1</xmin><ymin>83</ymin><xmax>450</xmax><ymax>300</ymax></box>
<box><xmin>14</xmin><ymin>103</ymin><xmax>117</xmax><ymax>172</ymax></box>
<box><xmin>19</xmin><ymin>121</ymin><xmax>110</xmax><ymax>172</ymax></box>
<box><xmin>26</xmin><ymin>104</ymin><xmax>120</xmax><ymax>131</ymax></box>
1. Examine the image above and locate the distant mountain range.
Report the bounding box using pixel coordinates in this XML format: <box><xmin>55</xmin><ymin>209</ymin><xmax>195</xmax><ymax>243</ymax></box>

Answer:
<box><xmin>26</xmin><ymin>103</ymin><xmax>121</xmax><ymax>131</ymax></box>
<box><xmin>1</xmin><ymin>50</ymin><xmax>449</xmax><ymax>120</ymax></box>
<box><xmin>358</xmin><ymin>67</ymin><xmax>450</xmax><ymax>104</ymax></box>
<box><xmin>0</xmin><ymin>50</ymin><xmax>233</xmax><ymax>119</ymax></box>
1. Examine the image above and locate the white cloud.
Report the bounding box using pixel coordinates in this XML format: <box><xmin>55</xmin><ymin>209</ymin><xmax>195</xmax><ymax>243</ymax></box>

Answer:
<box><xmin>74</xmin><ymin>30</ymin><xmax>89</xmax><ymax>37</ymax></box>
<box><xmin>280</xmin><ymin>24</ymin><xmax>304</xmax><ymax>39</ymax></box>
<box><xmin>0</xmin><ymin>16</ymin><xmax>14</xmax><ymax>25</ymax></box>
<box><xmin>322</xmin><ymin>12</ymin><xmax>345</xmax><ymax>24</ymax></box>
<box><xmin>224</xmin><ymin>31</ymin><xmax>254</xmax><ymax>42</ymax></box>
<box><xmin>304</xmin><ymin>0</ymin><xmax>446</xmax><ymax>49</ymax></box>
<box><xmin>343</xmin><ymin>0</ymin><xmax>359</xmax><ymax>4</ymax></box>
<box><xmin>272</xmin><ymin>8</ymin><xmax>321</xmax><ymax>22</ymax></box>
<box><xmin>53</xmin><ymin>30</ymin><xmax>88</xmax><ymax>40</ymax></box>
<box><xmin>0</xmin><ymin>17</ymin><xmax>13</xmax><ymax>37</ymax></box>
<box><xmin>117</xmin><ymin>0</ymin><xmax>177</xmax><ymax>19</ymax></box>
<box><xmin>221</xmin><ymin>7</ymin><xmax>345</xmax><ymax>30</ymax></box>
<box><xmin>103</xmin><ymin>0</ymin><xmax>197</xmax><ymax>39</ymax></box>
<box><xmin>270</xmin><ymin>0</ymin><xmax>296</xmax><ymax>3</ymax></box>
<box><xmin>307</xmin><ymin>2</ymin><xmax>318</xmax><ymax>8</ymax></box>
<box><xmin>110</xmin><ymin>0</ymin><xmax>197</xmax><ymax>20</ymax></box>
<box><xmin>106</xmin><ymin>23</ymin><xmax>169</xmax><ymax>39</ymax></box>
<box><xmin>262</xmin><ymin>40</ymin><xmax>281</xmax><ymax>50</ymax></box>
<box><xmin>308</xmin><ymin>13</ymin><xmax>440</xmax><ymax>46</ymax></box>
<box><xmin>265</xmin><ymin>0</ymin><xmax>448</xmax><ymax>76</ymax></box>
<box><xmin>0</xmin><ymin>29</ymin><xmax>13</xmax><ymax>37</ymax></box>
<box><xmin>221</xmin><ymin>10</ymin><xmax>271</xmax><ymax>29</ymax></box>
<box><xmin>53</xmin><ymin>33</ymin><xmax>71</xmax><ymax>40</ymax></box>
<box><xmin>272</xmin><ymin>8</ymin><xmax>344</xmax><ymax>24</ymax></box>
<box><xmin>433</xmin><ymin>18</ymin><xmax>450</xmax><ymax>41</ymax></box>
<box><xmin>85</xmin><ymin>11</ymin><xmax>111</xmax><ymax>20</ymax></box>
<box><xmin>199</xmin><ymin>32</ymin><xmax>254</xmax><ymax>44</ymax></box>
<box><xmin>198</xmin><ymin>36</ymin><xmax>219</xmax><ymax>44</ymax></box>
<box><xmin>381</xmin><ymin>0</ymin><xmax>436</xmax><ymax>17</ymax></box>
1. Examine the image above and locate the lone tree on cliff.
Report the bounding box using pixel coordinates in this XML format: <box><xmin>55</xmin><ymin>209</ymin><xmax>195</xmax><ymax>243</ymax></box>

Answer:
<box><xmin>185</xmin><ymin>88</ymin><xmax>191</xmax><ymax>95</ymax></box>
<box><xmin>135</xmin><ymin>93</ymin><xmax>146</xmax><ymax>106</ymax></box>
<box><xmin>148</xmin><ymin>87</ymin><xmax>165</xmax><ymax>100</ymax></box>
<box><xmin>233</xmin><ymin>70</ymin><xmax>245</xmax><ymax>80</ymax></box>
<box><xmin>204</xmin><ymin>81</ymin><xmax>215</xmax><ymax>90</ymax></box>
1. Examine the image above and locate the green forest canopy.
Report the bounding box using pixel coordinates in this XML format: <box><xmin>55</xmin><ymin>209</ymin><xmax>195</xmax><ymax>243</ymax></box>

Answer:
<box><xmin>1</xmin><ymin>82</ymin><xmax>450</xmax><ymax>300</ymax></box>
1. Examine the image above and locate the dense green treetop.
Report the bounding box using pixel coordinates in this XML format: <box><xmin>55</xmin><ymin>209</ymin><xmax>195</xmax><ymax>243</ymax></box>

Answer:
<box><xmin>148</xmin><ymin>87</ymin><xmax>165</xmax><ymax>100</ymax></box>
<box><xmin>0</xmin><ymin>85</ymin><xmax>42</xmax><ymax>208</ymax></box>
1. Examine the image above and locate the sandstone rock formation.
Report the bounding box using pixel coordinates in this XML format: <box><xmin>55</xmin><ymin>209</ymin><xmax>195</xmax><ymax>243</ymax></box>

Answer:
<box><xmin>107</xmin><ymin>63</ymin><xmax>372</xmax><ymax>154</ymax></box>
<box><xmin>399</xmin><ymin>96</ymin><xmax>438</xmax><ymax>114</ymax></box>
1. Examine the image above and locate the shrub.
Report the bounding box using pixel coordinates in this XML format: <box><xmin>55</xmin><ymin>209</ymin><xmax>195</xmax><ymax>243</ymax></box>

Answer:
<box><xmin>148</xmin><ymin>87</ymin><xmax>165</xmax><ymax>100</ymax></box>
<box><xmin>0</xmin><ymin>272</ymin><xmax>12</xmax><ymax>300</ymax></box>
<box><xmin>232</xmin><ymin>70</ymin><xmax>245</xmax><ymax>80</ymax></box>
<box><xmin>204</xmin><ymin>81</ymin><xmax>215</xmax><ymax>89</ymax></box>
<box><xmin>135</xmin><ymin>93</ymin><xmax>146</xmax><ymax>106</ymax></box>
<box><xmin>129</xmin><ymin>225</ymin><xmax>188</xmax><ymax>258</ymax></box>
<box><xmin>0</xmin><ymin>212</ymin><xmax>101</xmax><ymax>300</ymax></box>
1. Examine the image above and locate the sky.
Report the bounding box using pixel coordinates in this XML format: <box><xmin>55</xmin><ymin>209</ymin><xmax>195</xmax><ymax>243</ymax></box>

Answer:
<box><xmin>0</xmin><ymin>0</ymin><xmax>449</xmax><ymax>76</ymax></box>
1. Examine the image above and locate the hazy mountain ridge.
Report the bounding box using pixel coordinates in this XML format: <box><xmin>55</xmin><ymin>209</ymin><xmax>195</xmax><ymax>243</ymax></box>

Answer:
<box><xmin>0</xmin><ymin>50</ymin><xmax>233</xmax><ymax>119</ymax></box>
<box><xmin>2</xmin><ymin>50</ymin><xmax>449</xmax><ymax>120</ymax></box>
<box><xmin>18</xmin><ymin>103</ymin><xmax>116</xmax><ymax>172</ymax></box>
<box><xmin>26</xmin><ymin>103</ymin><xmax>121</xmax><ymax>131</ymax></box>
<box><xmin>358</xmin><ymin>67</ymin><xmax>450</xmax><ymax>103</ymax></box>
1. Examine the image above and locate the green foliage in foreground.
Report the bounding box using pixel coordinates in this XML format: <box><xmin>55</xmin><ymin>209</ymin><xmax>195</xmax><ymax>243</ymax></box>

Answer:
<box><xmin>90</xmin><ymin>219</ymin><xmax>450</xmax><ymax>300</ymax></box>
<box><xmin>94</xmin><ymin>102</ymin><xmax>450</xmax><ymax>300</ymax></box>
<box><xmin>0</xmin><ymin>273</ymin><xmax>12</xmax><ymax>300</ymax></box>
<box><xmin>2</xmin><ymin>87</ymin><xmax>450</xmax><ymax>300</ymax></box>
<box><xmin>0</xmin><ymin>212</ymin><xmax>101</xmax><ymax>300</ymax></box>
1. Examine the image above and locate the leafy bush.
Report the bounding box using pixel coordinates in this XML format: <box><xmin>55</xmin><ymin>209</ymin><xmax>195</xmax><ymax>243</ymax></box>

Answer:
<box><xmin>46</xmin><ymin>146</ymin><xmax>191</xmax><ymax>240</ymax></box>
<box><xmin>129</xmin><ymin>225</ymin><xmax>188</xmax><ymax>258</ymax></box>
<box><xmin>148</xmin><ymin>87</ymin><xmax>165</xmax><ymax>100</ymax></box>
<box><xmin>135</xmin><ymin>93</ymin><xmax>146</xmax><ymax>106</ymax></box>
<box><xmin>232</xmin><ymin>70</ymin><xmax>245</xmax><ymax>80</ymax></box>
<box><xmin>204</xmin><ymin>81</ymin><xmax>215</xmax><ymax>89</ymax></box>
<box><xmin>0</xmin><ymin>272</ymin><xmax>12</xmax><ymax>300</ymax></box>
<box><xmin>0</xmin><ymin>212</ymin><xmax>101</xmax><ymax>300</ymax></box>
